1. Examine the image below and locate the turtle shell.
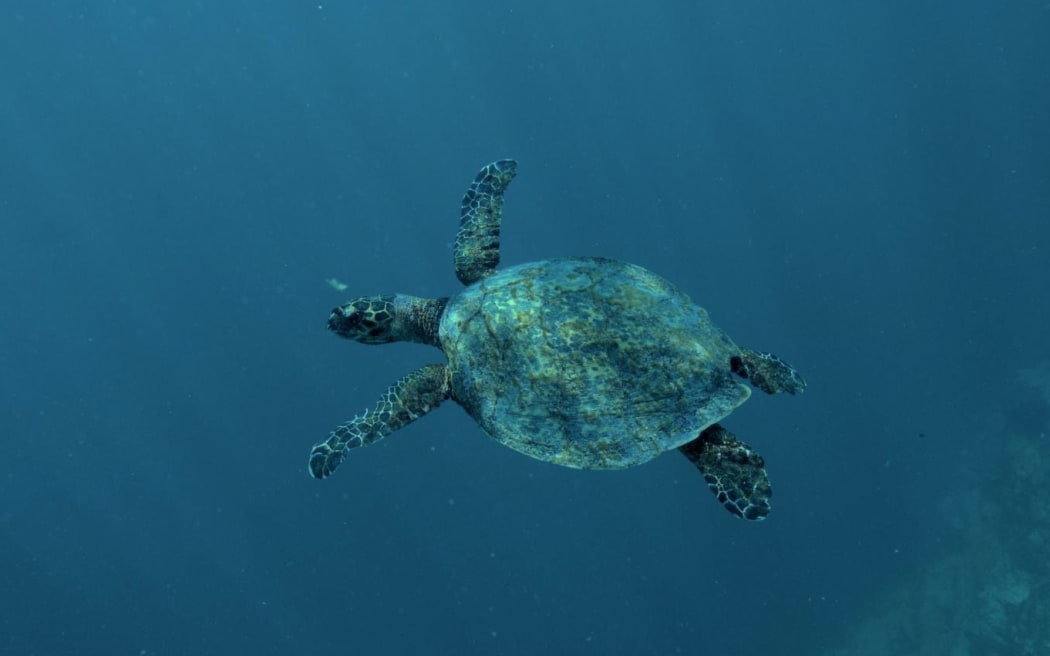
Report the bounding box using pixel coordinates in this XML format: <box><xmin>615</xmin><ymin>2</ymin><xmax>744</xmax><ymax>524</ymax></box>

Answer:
<box><xmin>439</xmin><ymin>257</ymin><xmax>750</xmax><ymax>469</ymax></box>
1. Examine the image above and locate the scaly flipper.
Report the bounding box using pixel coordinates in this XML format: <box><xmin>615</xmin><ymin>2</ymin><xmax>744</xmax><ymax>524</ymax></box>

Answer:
<box><xmin>732</xmin><ymin>348</ymin><xmax>807</xmax><ymax>395</ymax></box>
<box><xmin>679</xmin><ymin>424</ymin><xmax>772</xmax><ymax>520</ymax></box>
<box><xmin>309</xmin><ymin>364</ymin><xmax>450</xmax><ymax>479</ymax></box>
<box><xmin>454</xmin><ymin>159</ymin><xmax>517</xmax><ymax>285</ymax></box>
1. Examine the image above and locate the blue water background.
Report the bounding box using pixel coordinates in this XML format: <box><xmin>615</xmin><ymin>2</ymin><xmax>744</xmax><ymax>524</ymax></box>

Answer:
<box><xmin>2</xmin><ymin>2</ymin><xmax>1047</xmax><ymax>654</ymax></box>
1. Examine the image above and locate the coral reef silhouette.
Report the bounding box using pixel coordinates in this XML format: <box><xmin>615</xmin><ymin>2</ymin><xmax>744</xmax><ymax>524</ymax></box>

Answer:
<box><xmin>826</xmin><ymin>363</ymin><xmax>1050</xmax><ymax>656</ymax></box>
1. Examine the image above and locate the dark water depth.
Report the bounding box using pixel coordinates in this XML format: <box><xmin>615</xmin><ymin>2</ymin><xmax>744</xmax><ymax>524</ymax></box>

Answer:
<box><xmin>2</xmin><ymin>2</ymin><xmax>1048</xmax><ymax>655</ymax></box>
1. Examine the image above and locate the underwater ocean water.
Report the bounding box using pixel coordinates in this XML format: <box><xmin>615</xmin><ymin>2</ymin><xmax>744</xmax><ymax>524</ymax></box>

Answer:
<box><xmin>2</xmin><ymin>1</ymin><xmax>1048</xmax><ymax>654</ymax></box>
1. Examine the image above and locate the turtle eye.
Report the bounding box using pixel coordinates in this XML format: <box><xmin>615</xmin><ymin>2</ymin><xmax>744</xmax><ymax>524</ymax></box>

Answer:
<box><xmin>344</xmin><ymin>309</ymin><xmax>364</xmax><ymax>327</ymax></box>
<box><xmin>328</xmin><ymin>306</ymin><xmax>365</xmax><ymax>334</ymax></box>
<box><xmin>332</xmin><ymin>303</ymin><xmax>363</xmax><ymax>323</ymax></box>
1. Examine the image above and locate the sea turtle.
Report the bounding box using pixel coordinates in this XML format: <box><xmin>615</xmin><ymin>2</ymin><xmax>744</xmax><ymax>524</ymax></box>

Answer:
<box><xmin>308</xmin><ymin>159</ymin><xmax>806</xmax><ymax>520</ymax></box>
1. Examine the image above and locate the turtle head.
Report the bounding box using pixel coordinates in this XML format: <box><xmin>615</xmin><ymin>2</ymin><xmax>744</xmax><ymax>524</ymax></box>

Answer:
<box><xmin>328</xmin><ymin>294</ymin><xmax>447</xmax><ymax>347</ymax></box>
<box><xmin>328</xmin><ymin>295</ymin><xmax>400</xmax><ymax>344</ymax></box>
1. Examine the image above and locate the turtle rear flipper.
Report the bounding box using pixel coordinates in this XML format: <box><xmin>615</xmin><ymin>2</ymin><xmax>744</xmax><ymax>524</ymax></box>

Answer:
<box><xmin>679</xmin><ymin>424</ymin><xmax>772</xmax><ymax>520</ymax></box>
<box><xmin>733</xmin><ymin>348</ymin><xmax>807</xmax><ymax>395</ymax></box>
<box><xmin>454</xmin><ymin>159</ymin><xmax>517</xmax><ymax>285</ymax></box>
<box><xmin>309</xmin><ymin>364</ymin><xmax>450</xmax><ymax>478</ymax></box>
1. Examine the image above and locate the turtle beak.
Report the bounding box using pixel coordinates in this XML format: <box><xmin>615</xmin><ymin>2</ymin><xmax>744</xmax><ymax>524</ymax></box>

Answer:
<box><xmin>328</xmin><ymin>307</ymin><xmax>348</xmax><ymax>333</ymax></box>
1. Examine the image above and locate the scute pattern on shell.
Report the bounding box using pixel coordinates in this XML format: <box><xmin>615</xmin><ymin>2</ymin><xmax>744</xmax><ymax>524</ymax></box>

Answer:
<box><xmin>439</xmin><ymin>257</ymin><xmax>750</xmax><ymax>469</ymax></box>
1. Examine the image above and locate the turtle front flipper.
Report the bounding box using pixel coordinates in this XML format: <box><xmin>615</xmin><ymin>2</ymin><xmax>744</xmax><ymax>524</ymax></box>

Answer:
<box><xmin>454</xmin><ymin>159</ymin><xmax>518</xmax><ymax>285</ymax></box>
<box><xmin>679</xmin><ymin>424</ymin><xmax>772</xmax><ymax>520</ymax></box>
<box><xmin>309</xmin><ymin>364</ymin><xmax>450</xmax><ymax>479</ymax></box>
<box><xmin>732</xmin><ymin>348</ymin><xmax>807</xmax><ymax>395</ymax></box>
